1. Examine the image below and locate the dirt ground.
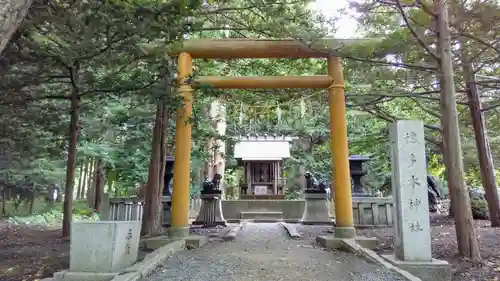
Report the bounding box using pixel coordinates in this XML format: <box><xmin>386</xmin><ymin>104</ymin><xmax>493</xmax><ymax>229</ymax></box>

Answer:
<box><xmin>360</xmin><ymin>214</ymin><xmax>500</xmax><ymax>281</ymax></box>
<box><xmin>0</xmin><ymin>222</ymin><xmax>230</xmax><ymax>281</ymax></box>
<box><xmin>0</xmin><ymin>221</ymin><xmax>69</xmax><ymax>281</ymax></box>
<box><xmin>1</xmin><ymin>217</ymin><xmax>500</xmax><ymax>281</ymax></box>
<box><xmin>299</xmin><ymin>213</ymin><xmax>500</xmax><ymax>281</ymax></box>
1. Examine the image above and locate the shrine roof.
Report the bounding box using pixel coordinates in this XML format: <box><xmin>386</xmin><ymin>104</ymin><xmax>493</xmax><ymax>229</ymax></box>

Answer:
<box><xmin>233</xmin><ymin>135</ymin><xmax>295</xmax><ymax>160</ymax></box>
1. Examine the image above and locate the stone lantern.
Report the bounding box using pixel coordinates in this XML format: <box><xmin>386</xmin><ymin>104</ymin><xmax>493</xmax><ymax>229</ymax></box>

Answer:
<box><xmin>162</xmin><ymin>156</ymin><xmax>175</xmax><ymax>226</ymax></box>
<box><xmin>349</xmin><ymin>155</ymin><xmax>371</xmax><ymax>197</ymax></box>
<box><xmin>163</xmin><ymin>156</ymin><xmax>175</xmax><ymax>196</ymax></box>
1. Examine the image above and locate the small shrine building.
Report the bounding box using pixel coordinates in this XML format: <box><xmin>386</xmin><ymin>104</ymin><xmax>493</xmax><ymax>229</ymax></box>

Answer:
<box><xmin>234</xmin><ymin>135</ymin><xmax>295</xmax><ymax>200</ymax></box>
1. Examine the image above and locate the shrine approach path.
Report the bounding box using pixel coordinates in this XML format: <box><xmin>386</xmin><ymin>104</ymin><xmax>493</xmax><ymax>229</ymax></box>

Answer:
<box><xmin>142</xmin><ymin>222</ymin><xmax>406</xmax><ymax>281</ymax></box>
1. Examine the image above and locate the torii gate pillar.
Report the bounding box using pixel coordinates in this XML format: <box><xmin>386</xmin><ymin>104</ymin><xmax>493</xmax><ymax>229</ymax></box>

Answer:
<box><xmin>169</xmin><ymin>53</ymin><xmax>193</xmax><ymax>238</ymax></box>
<box><xmin>328</xmin><ymin>55</ymin><xmax>355</xmax><ymax>238</ymax></box>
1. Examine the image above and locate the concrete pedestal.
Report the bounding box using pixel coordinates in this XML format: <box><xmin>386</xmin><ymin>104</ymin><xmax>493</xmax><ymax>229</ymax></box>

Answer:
<box><xmin>381</xmin><ymin>254</ymin><xmax>452</xmax><ymax>281</ymax></box>
<box><xmin>192</xmin><ymin>193</ymin><xmax>226</xmax><ymax>226</ymax></box>
<box><xmin>161</xmin><ymin>196</ymin><xmax>172</xmax><ymax>226</ymax></box>
<box><xmin>70</xmin><ymin>221</ymin><xmax>141</xmax><ymax>273</ymax></box>
<box><xmin>300</xmin><ymin>193</ymin><xmax>333</xmax><ymax>225</ymax></box>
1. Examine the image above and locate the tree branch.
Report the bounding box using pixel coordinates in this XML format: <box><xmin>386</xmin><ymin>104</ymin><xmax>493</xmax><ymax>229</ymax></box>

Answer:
<box><xmin>341</xmin><ymin>55</ymin><xmax>437</xmax><ymax>71</ymax></box>
<box><xmin>481</xmin><ymin>103</ymin><xmax>500</xmax><ymax>112</ymax></box>
<box><xmin>80</xmin><ymin>78</ymin><xmax>159</xmax><ymax>97</ymax></box>
<box><xmin>394</xmin><ymin>0</ymin><xmax>439</xmax><ymax>61</ymax></box>
<box><xmin>458</xmin><ymin>32</ymin><xmax>500</xmax><ymax>55</ymax></box>
<box><xmin>411</xmin><ymin>97</ymin><xmax>441</xmax><ymax>119</ymax></box>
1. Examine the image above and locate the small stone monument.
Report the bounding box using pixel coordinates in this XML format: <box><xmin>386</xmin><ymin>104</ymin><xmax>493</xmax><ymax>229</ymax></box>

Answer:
<box><xmin>300</xmin><ymin>172</ymin><xmax>332</xmax><ymax>225</ymax></box>
<box><xmin>54</xmin><ymin>221</ymin><xmax>141</xmax><ymax>280</ymax></box>
<box><xmin>193</xmin><ymin>173</ymin><xmax>227</xmax><ymax>227</ymax></box>
<box><xmin>381</xmin><ymin>120</ymin><xmax>452</xmax><ymax>281</ymax></box>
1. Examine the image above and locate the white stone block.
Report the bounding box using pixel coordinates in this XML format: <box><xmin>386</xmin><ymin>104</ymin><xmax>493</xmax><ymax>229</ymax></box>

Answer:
<box><xmin>70</xmin><ymin>221</ymin><xmax>141</xmax><ymax>273</ymax></box>
<box><xmin>390</xmin><ymin>120</ymin><xmax>432</xmax><ymax>262</ymax></box>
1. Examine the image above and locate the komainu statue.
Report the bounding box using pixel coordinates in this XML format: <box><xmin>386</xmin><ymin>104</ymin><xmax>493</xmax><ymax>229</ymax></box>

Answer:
<box><xmin>304</xmin><ymin>172</ymin><xmax>327</xmax><ymax>193</ymax></box>
<box><xmin>427</xmin><ymin>175</ymin><xmax>442</xmax><ymax>213</ymax></box>
<box><xmin>201</xmin><ymin>173</ymin><xmax>223</xmax><ymax>194</ymax></box>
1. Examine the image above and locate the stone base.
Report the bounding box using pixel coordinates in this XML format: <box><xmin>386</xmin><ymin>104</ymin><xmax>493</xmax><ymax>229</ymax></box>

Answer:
<box><xmin>220</xmin><ymin>198</ymin><xmax>393</xmax><ymax>227</ymax></box>
<box><xmin>381</xmin><ymin>255</ymin><xmax>453</xmax><ymax>281</ymax></box>
<box><xmin>300</xmin><ymin>193</ymin><xmax>331</xmax><ymax>224</ymax></box>
<box><xmin>239</xmin><ymin>194</ymin><xmax>285</xmax><ymax>200</ymax></box>
<box><xmin>316</xmin><ymin>235</ymin><xmax>378</xmax><ymax>250</ymax></box>
<box><xmin>351</xmin><ymin>193</ymin><xmax>373</xmax><ymax>197</ymax></box>
<box><xmin>255</xmin><ymin>218</ymin><xmax>285</xmax><ymax>223</ymax></box>
<box><xmin>54</xmin><ymin>271</ymin><xmax>117</xmax><ymax>281</ymax></box>
<box><xmin>168</xmin><ymin>226</ymin><xmax>189</xmax><ymax>239</ymax></box>
<box><xmin>334</xmin><ymin>226</ymin><xmax>356</xmax><ymax>238</ymax></box>
<box><xmin>185</xmin><ymin>235</ymin><xmax>208</xmax><ymax>249</ymax></box>
<box><xmin>161</xmin><ymin>197</ymin><xmax>172</xmax><ymax>226</ymax></box>
<box><xmin>54</xmin><ymin>240</ymin><xmax>187</xmax><ymax>281</ymax></box>
<box><xmin>192</xmin><ymin>220</ymin><xmax>227</xmax><ymax>226</ymax></box>
<box><xmin>142</xmin><ymin>236</ymin><xmax>174</xmax><ymax>250</ymax></box>
<box><xmin>240</xmin><ymin>211</ymin><xmax>283</xmax><ymax>220</ymax></box>
<box><xmin>279</xmin><ymin>222</ymin><xmax>301</xmax><ymax>239</ymax></box>
<box><xmin>193</xmin><ymin>196</ymin><xmax>226</xmax><ymax>226</ymax></box>
<box><xmin>143</xmin><ymin>235</ymin><xmax>207</xmax><ymax>250</ymax></box>
<box><xmin>299</xmin><ymin>220</ymin><xmax>334</xmax><ymax>225</ymax></box>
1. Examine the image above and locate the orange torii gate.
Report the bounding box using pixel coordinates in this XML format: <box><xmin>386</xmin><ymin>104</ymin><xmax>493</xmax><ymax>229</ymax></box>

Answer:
<box><xmin>168</xmin><ymin>38</ymin><xmax>361</xmax><ymax>239</ymax></box>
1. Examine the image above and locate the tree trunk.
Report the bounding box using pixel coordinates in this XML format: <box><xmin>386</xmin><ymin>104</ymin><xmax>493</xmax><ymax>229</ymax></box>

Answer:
<box><xmin>198</xmin><ymin>103</ymin><xmax>210</xmax><ymax>182</ymax></box>
<box><xmin>435</xmin><ymin>0</ymin><xmax>481</xmax><ymax>260</ymax></box>
<box><xmin>105</xmin><ymin>169</ymin><xmax>117</xmax><ymax>196</ymax></box>
<box><xmin>1</xmin><ymin>187</ymin><xmax>5</xmax><ymax>215</ymax></box>
<box><xmin>0</xmin><ymin>0</ymin><xmax>33</xmax><ymax>55</ymax></box>
<box><xmin>158</xmin><ymin>102</ymin><xmax>169</xmax><ymax>222</ymax></box>
<box><xmin>208</xmin><ymin>100</ymin><xmax>227</xmax><ymax>197</ymax></box>
<box><xmin>86</xmin><ymin>159</ymin><xmax>98</xmax><ymax>207</ymax></box>
<box><xmin>62</xmin><ymin>75</ymin><xmax>80</xmax><ymax>238</ymax></box>
<box><xmin>85</xmin><ymin>159</ymin><xmax>94</xmax><ymax>201</ymax></box>
<box><xmin>93</xmin><ymin>158</ymin><xmax>105</xmax><ymax>212</ymax></box>
<box><xmin>86</xmin><ymin>158</ymin><xmax>94</xmax><ymax>192</ymax></box>
<box><xmin>76</xmin><ymin>164</ymin><xmax>84</xmax><ymax>199</ymax></box>
<box><xmin>462</xmin><ymin>61</ymin><xmax>500</xmax><ymax>227</ymax></box>
<box><xmin>28</xmin><ymin>183</ymin><xmax>35</xmax><ymax>214</ymax></box>
<box><xmin>142</xmin><ymin>100</ymin><xmax>166</xmax><ymax>236</ymax></box>
<box><xmin>80</xmin><ymin>159</ymin><xmax>89</xmax><ymax>199</ymax></box>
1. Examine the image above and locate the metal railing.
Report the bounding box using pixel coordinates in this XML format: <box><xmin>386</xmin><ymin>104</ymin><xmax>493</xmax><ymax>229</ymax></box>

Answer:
<box><xmin>189</xmin><ymin>198</ymin><xmax>202</xmax><ymax>218</ymax></box>
<box><xmin>100</xmin><ymin>195</ymin><xmax>203</xmax><ymax>222</ymax></box>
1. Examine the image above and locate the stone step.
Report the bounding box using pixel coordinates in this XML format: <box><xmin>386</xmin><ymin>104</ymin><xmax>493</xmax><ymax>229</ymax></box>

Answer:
<box><xmin>240</xmin><ymin>211</ymin><xmax>283</xmax><ymax>221</ymax></box>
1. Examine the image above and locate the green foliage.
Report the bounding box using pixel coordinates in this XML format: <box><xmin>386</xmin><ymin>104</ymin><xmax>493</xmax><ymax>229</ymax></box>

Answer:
<box><xmin>7</xmin><ymin>210</ymin><xmax>99</xmax><ymax>226</ymax></box>
<box><xmin>349</xmin><ymin>0</ymin><xmax>500</xmax><ymax>193</ymax></box>
<box><xmin>284</xmin><ymin>162</ymin><xmax>303</xmax><ymax>200</ymax></box>
<box><xmin>1</xmin><ymin>0</ymin><xmax>499</xmax><ymax>220</ymax></box>
<box><xmin>223</xmin><ymin>168</ymin><xmax>242</xmax><ymax>200</ymax></box>
<box><xmin>471</xmin><ymin>199</ymin><xmax>489</xmax><ymax>220</ymax></box>
<box><xmin>4</xmin><ymin>199</ymin><xmax>97</xmax><ymax>226</ymax></box>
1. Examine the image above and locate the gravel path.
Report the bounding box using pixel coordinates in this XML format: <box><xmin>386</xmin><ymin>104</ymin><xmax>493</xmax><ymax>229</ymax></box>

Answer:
<box><xmin>143</xmin><ymin>223</ymin><xmax>406</xmax><ymax>281</ymax></box>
